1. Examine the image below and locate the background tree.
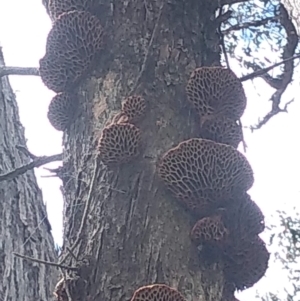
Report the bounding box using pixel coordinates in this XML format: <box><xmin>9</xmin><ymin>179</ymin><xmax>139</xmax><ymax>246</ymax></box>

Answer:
<box><xmin>0</xmin><ymin>0</ymin><xmax>299</xmax><ymax>301</ymax></box>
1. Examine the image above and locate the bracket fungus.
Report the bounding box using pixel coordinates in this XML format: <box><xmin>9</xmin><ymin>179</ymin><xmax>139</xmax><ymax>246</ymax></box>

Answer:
<box><xmin>223</xmin><ymin>236</ymin><xmax>270</xmax><ymax>290</ymax></box>
<box><xmin>200</xmin><ymin>115</ymin><xmax>243</xmax><ymax>148</ymax></box>
<box><xmin>191</xmin><ymin>215</ymin><xmax>229</xmax><ymax>247</ymax></box>
<box><xmin>47</xmin><ymin>92</ymin><xmax>78</xmax><ymax>131</ymax></box>
<box><xmin>121</xmin><ymin>95</ymin><xmax>147</xmax><ymax>123</ymax></box>
<box><xmin>98</xmin><ymin>123</ymin><xmax>141</xmax><ymax>165</ymax></box>
<box><xmin>131</xmin><ymin>284</ymin><xmax>187</xmax><ymax>301</ymax></box>
<box><xmin>158</xmin><ymin>138</ymin><xmax>254</xmax><ymax>214</ymax></box>
<box><xmin>40</xmin><ymin>10</ymin><xmax>104</xmax><ymax>92</ymax></box>
<box><xmin>186</xmin><ymin>67</ymin><xmax>247</xmax><ymax>120</ymax></box>
<box><xmin>48</xmin><ymin>0</ymin><xmax>100</xmax><ymax>21</ymax></box>
<box><xmin>223</xmin><ymin>193</ymin><xmax>265</xmax><ymax>239</ymax></box>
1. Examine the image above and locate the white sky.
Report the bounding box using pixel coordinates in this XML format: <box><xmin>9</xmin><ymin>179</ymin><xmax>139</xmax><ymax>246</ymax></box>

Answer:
<box><xmin>0</xmin><ymin>0</ymin><xmax>299</xmax><ymax>300</ymax></box>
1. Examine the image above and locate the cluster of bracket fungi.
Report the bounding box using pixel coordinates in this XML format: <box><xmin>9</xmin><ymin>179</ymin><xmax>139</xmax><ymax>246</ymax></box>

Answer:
<box><xmin>43</xmin><ymin>1</ymin><xmax>269</xmax><ymax>301</ymax></box>
<box><xmin>157</xmin><ymin>66</ymin><xmax>270</xmax><ymax>299</ymax></box>
<box><xmin>41</xmin><ymin>1</ymin><xmax>104</xmax><ymax>131</ymax></box>
<box><xmin>97</xmin><ymin>95</ymin><xmax>146</xmax><ymax>165</ymax></box>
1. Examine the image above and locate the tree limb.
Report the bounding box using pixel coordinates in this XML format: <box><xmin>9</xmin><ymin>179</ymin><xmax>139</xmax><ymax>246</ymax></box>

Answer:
<box><xmin>13</xmin><ymin>252</ymin><xmax>77</xmax><ymax>271</ymax></box>
<box><xmin>240</xmin><ymin>53</ymin><xmax>300</xmax><ymax>82</ymax></box>
<box><xmin>0</xmin><ymin>153</ymin><xmax>62</xmax><ymax>182</ymax></box>
<box><xmin>222</xmin><ymin>16</ymin><xmax>278</xmax><ymax>34</ymax></box>
<box><xmin>0</xmin><ymin>66</ymin><xmax>40</xmax><ymax>78</ymax></box>
<box><xmin>248</xmin><ymin>3</ymin><xmax>299</xmax><ymax>130</ymax></box>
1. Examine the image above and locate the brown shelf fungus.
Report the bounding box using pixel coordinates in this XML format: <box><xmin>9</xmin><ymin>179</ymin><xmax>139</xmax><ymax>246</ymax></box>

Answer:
<box><xmin>186</xmin><ymin>67</ymin><xmax>247</xmax><ymax>120</ymax></box>
<box><xmin>48</xmin><ymin>0</ymin><xmax>100</xmax><ymax>21</ymax></box>
<box><xmin>191</xmin><ymin>215</ymin><xmax>229</xmax><ymax>247</ymax></box>
<box><xmin>223</xmin><ymin>236</ymin><xmax>270</xmax><ymax>290</ymax></box>
<box><xmin>121</xmin><ymin>95</ymin><xmax>147</xmax><ymax>123</ymax></box>
<box><xmin>40</xmin><ymin>10</ymin><xmax>104</xmax><ymax>92</ymax></box>
<box><xmin>47</xmin><ymin>92</ymin><xmax>78</xmax><ymax>131</ymax></box>
<box><xmin>130</xmin><ymin>284</ymin><xmax>187</xmax><ymax>301</ymax></box>
<box><xmin>158</xmin><ymin>138</ymin><xmax>254</xmax><ymax>214</ymax></box>
<box><xmin>200</xmin><ymin>114</ymin><xmax>243</xmax><ymax>148</ymax></box>
<box><xmin>223</xmin><ymin>193</ymin><xmax>265</xmax><ymax>239</ymax></box>
<box><xmin>98</xmin><ymin>123</ymin><xmax>141</xmax><ymax>165</ymax></box>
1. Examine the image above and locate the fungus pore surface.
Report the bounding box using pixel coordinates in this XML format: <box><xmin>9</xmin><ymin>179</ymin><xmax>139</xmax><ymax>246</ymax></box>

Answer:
<box><xmin>48</xmin><ymin>0</ymin><xmax>100</xmax><ymax>20</ymax></box>
<box><xmin>191</xmin><ymin>215</ymin><xmax>228</xmax><ymax>246</ymax></box>
<box><xmin>98</xmin><ymin>123</ymin><xmax>141</xmax><ymax>165</ymax></box>
<box><xmin>200</xmin><ymin>115</ymin><xmax>243</xmax><ymax>148</ymax></box>
<box><xmin>223</xmin><ymin>193</ymin><xmax>265</xmax><ymax>239</ymax></box>
<box><xmin>186</xmin><ymin>67</ymin><xmax>246</xmax><ymax>120</ymax></box>
<box><xmin>47</xmin><ymin>92</ymin><xmax>78</xmax><ymax>131</ymax></box>
<box><xmin>131</xmin><ymin>284</ymin><xmax>187</xmax><ymax>301</ymax></box>
<box><xmin>121</xmin><ymin>95</ymin><xmax>147</xmax><ymax>123</ymax></box>
<box><xmin>223</xmin><ymin>236</ymin><xmax>270</xmax><ymax>290</ymax></box>
<box><xmin>40</xmin><ymin>10</ymin><xmax>104</xmax><ymax>92</ymax></box>
<box><xmin>158</xmin><ymin>138</ymin><xmax>254</xmax><ymax>214</ymax></box>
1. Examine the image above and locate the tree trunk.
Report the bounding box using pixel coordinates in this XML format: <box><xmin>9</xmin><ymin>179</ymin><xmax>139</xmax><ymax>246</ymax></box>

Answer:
<box><xmin>58</xmin><ymin>1</ymin><xmax>225</xmax><ymax>301</ymax></box>
<box><xmin>0</xmin><ymin>49</ymin><xmax>58</xmax><ymax>300</ymax></box>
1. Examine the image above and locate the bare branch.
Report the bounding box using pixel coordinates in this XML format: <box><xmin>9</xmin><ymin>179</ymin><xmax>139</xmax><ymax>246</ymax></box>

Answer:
<box><xmin>0</xmin><ymin>66</ymin><xmax>39</xmax><ymax>78</ymax></box>
<box><xmin>0</xmin><ymin>153</ymin><xmax>62</xmax><ymax>182</ymax></box>
<box><xmin>222</xmin><ymin>16</ymin><xmax>278</xmax><ymax>34</ymax></box>
<box><xmin>248</xmin><ymin>3</ymin><xmax>299</xmax><ymax>130</ymax></box>
<box><xmin>240</xmin><ymin>53</ymin><xmax>300</xmax><ymax>82</ymax></box>
<box><xmin>221</xmin><ymin>0</ymin><xmax>249</xmax><ymax>4</ymax></box>
<box><xmin>13</xmin><ymin>252</ymin><xmax>77</xmax><ymax>271</ymax></box>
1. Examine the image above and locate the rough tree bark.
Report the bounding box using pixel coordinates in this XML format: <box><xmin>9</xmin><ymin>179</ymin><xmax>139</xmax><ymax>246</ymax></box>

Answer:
<box><xmin>55</xmin><ymin>1</ymin><xmax>227</xmax><ymax>301</ymax></box>
<box><xmin>0</xmin><ymin>49</ymin><xmax>58</xmax><ymax>300</ymax></box>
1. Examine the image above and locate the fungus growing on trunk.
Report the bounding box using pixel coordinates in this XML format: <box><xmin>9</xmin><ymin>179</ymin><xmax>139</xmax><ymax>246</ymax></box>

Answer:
<box><xmin>131</xmin><ymin>284</ymin><xmax>187</xmax><ymax>301</ymax></box>
<box><xmin>158</xmin><ymin>138</ymin><xmax>254</xmax><ymax>214</ymax></box>
<box><xmin>98</xmin><ymin>123</ymin><xmax>141</xmax><ymax>165</ymax></box>
<box><xmin>47</xmin><ymin>92</ymin><xmax>78</xmax><ymax>131</ymax></box>
<box><xmin>186</xmin><ymin>67</ymin><xmax>246</xmax><ymax>120</ymax></box>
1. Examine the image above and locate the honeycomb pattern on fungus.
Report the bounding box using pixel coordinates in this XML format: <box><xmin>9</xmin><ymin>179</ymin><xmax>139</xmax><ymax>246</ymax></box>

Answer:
<box><xmin>223</xmin><ymin>193</ymin><xmax>265</xmax><ymax>238</ymax></box>
<box><xmin>158</xmin><ymin>138</ymin><xmax>254</xmax><ymax>210</ymax></box>
<box><xmin>224</xmin><ymin>236</ymin><xmax>270</xmax><ymax>290</ymax></box>
<box><xmin>191</xmin><ymin>215</ymin><xmax>228</xmax><ymax>246</ymax></box>
<box><xmin>186</xmin><ymin>67</ymin><xmax>246</xmax><ymax>120</ymax></box>
<box><xmin>48</xmin><ymin>0</ymin><xmax>100</xmax><ymax>20</ymax></box>
<box><xmin>98</xmin><ymin>123</ymin><xmax>141</xmax><ymax>165</ymax></box>
<box><xmin>40</xmin><ymin>10</ymin><xmax>104</xmax><ymax>92</ymax></box>
<box><xmin>47</xmin><ymin>92</ymin><xmax>78</xmax><ymax>131</ymax></box>
<box><xmin>200</xmin><ymin>115</ymin><xmax>243</xmax><ymax>148</ymax></box>
<box><xmin>121</xmin><ymin>95</ymin><xmax>147</xmax><ymax>123</ymax></box>
<box><xmin>131</xmin><ymin>284</ymin><xmax>187</xmax><ymax>301</ymax></box>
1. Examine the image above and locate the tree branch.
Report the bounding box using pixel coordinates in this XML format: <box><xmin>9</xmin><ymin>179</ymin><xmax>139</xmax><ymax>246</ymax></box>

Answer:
<box><xmin>248</xmin><ymin>3</ymin><xmax>299</xmax><ymax>130</ymax></box>
<box><xmin>0</xmin><ymin>153</ymin><xmax>62</xmax><ymax>182</ymax></box>
<box><xmin>0</xmin><ymin>66</ymin><xmax>40</xmax><ymax>78</ymax></box>
<box><xmin>240</xmin><ymin>53</ymin><xmax>300</xmax><ymax>82</ymax></box>
<box><xmin>13</xmin><ymin>252</ymin><xmax>77</xmax><ymax>271</ymax></box>
<box><xmin>222</xmin><ymin>16</ymin><xmax>278</xmax><ymax>34</ymax></box>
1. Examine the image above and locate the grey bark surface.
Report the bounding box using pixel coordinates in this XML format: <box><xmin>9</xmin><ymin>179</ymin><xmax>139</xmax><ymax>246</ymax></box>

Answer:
<box><xmin>0</xmin><ymin>48</ymin><xmax>58</xmax><ymax>300</ymax></box>
<box><xmin>58</xmin><ymin>1</ymin><xmax>226</xmax><ymax>301</ymax></box>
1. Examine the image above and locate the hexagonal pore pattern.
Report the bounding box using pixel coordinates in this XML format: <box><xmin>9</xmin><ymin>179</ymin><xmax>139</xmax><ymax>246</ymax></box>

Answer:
<box><xmin>40</xmin><ymin>10</ymin><xmax>104</xmax><ymax>92</ymax></box>
<box><xmin>131</xmin><ymin>284</ymin><xmax>186</xmax><ymax>301</ymax></box>
<box><xmin>47</xmin><ymin>92</ymin><xmax>78</xmax><ymax>131</ymax></box>
<box><xmin>158</xmin><ymin>138</ymin><xmax>254</xmax><ymax>206</ymax></box>
<box><xmin>186</xmin><ymin>67</ymin><xmax>247</xmax><ymax>120</ymax></box>
<box><xmin>223</xmin><ymin>193</ymin><xmax>265</xmax><ymax>239</ymax></box>
<box><xmin>224</xmin><ymin>236</ymin><xmax>270</xmax><ymax>290</ymax></box>
<box><xmin>191</xmin><ymin>215</ymin><xmax>228</xmax><ymax>246</ymax></box>
<box><xmin>98</xmin><ymin>123</ymin><xmax>141</xmax><ymax>165</ymax></box>
<box><xmin>121</xmin><ymin>95</ymin><xmax>147</xmax><ymax>123</ymax></box>
<box><xmin>48</xmin><ymin>0</ymin><xmax>100</xmax><ymax>20</ymax></box>
<box><xmin>200</xmin><ymin>115</ymin><xmax>243</xmax><ymax>148</ymax></box>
